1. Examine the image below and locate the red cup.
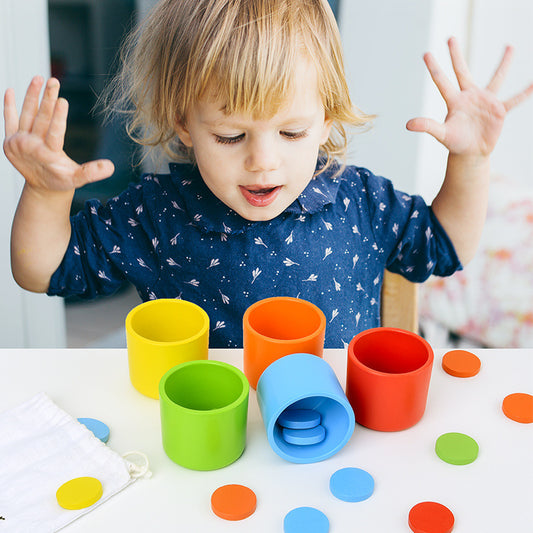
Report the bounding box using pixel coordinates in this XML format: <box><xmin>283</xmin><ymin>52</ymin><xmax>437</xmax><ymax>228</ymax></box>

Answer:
<box><xmin>346</xmin><ymin>328</ymin><xmax>434</xmax><ymax>431</ymax></box>
<box><xmin>243</xmin><ymin>297</ymin><xmax>326</xmax><ymax>389</ymax></box>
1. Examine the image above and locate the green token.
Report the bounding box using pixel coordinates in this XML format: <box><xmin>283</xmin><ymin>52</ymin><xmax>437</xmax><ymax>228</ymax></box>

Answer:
<box><xmin>435</xmin><ymin>432</ymin><xmax>479</xmax><ymax>465</ymax></box>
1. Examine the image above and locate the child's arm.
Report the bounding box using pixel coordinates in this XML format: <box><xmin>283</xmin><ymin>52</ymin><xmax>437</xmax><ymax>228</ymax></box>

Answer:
<box><xmin>407</xmin><ymin>37</ymin><xmax>533</xmax><ymax>265</ymax></box>
<box><xmin>3</xmin><ymin>76</ymin><xmax>114</xmax><ymax>292</ymax></box>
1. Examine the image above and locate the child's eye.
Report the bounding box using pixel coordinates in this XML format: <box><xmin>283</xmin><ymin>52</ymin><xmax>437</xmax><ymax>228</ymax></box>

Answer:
<box><xmin>214</xmin><ymin>134</ymin><xmax>244</xmax><ymax>145</ymax></box>
<box><xmin>281</xmin><ymin>129</ymin><xmax>309</xmax><ymax>140</ymax></box>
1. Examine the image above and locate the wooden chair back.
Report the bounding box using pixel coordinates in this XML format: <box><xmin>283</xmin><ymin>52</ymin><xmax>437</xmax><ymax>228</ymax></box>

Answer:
<box><xmin>381</xmin><ymin>270</ymin><xmax>418</xmax><ymax>333</ymax></box>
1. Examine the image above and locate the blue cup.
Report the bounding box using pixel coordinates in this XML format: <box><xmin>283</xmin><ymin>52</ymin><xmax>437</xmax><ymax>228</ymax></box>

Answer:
<box><xmin>256</xmin><ymin>353</ymin><xmax>355</xmax><ymax>463</ymax></box>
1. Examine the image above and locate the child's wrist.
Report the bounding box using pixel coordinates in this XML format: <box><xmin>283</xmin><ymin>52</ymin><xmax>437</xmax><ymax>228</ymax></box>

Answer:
<box><xmin>446</xmin><ymin>153</ymin><xmax>491</xmax><ymax>182</ymax></box>
<box><xmin>447</xmin><ymin>152</ymin><xmax>490</xmax><ymax>166</ymax></box>
<box><xmin>23</xmin><ymin>182</ymin><xmax>75</xmax><ymax>204</ymax></box>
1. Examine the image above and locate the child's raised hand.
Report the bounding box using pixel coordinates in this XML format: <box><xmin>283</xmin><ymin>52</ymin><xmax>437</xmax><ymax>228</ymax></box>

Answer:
<box><xmin>406</xmin><ymin>37</ymin><xmax>533</xmax><ymax>157</ymax></box>
<box><xmin>3</xmin><ymin>76</ymin><xmax>114</xmax><ymax>193</ymax></box>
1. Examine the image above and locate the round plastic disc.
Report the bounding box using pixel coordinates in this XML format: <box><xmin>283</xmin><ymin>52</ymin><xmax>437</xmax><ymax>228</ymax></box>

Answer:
<box><xmin>408</xmin><ymin>501</ymin><xmax>455</xmax><ymax>533</ymax></box>
<box><xmin>435</xmin><ymin>432</ymin><xmax>479</xmax><ymax>465</ymax></box>
<box><xmin>502</xmin><ymin>393</ymin><xmax>533</xmax><ymax>423</ymax></box>
<box><xmin>329</xmin><ymin>467</ymin><xmax>374</xmax><ymax>502</ymax></box>
<box><xmin>78</xmin><ymin>417</ymin><xmax>110</xmax><ymax>443</ymax></box>
<box><xmin>442</xmin><ymin>350</ymin><xmax>481</xmax><ymax>378</ymax></box>
<box><xmin>278</xmin><ymin>408</ymin><xmax>321</xmax><ymax>430</ymax></box>
<box><xmin>211</xmin><ymin>484</ymin><xmax>256</xmax><ymax>521</ymax></box>
<box><xmin>284</xmin><ymin>506</ymin><xmax>329</xmax><ymax>533</ymax></box>
<box><xmin>282</xmin><ymin>425</ymin><xmax>326</xmax><ymax>445</ymax></box>
<box><xmin>56</xmin><ymin>477</ymin><xmax>103</xmax><ymax>510</ymax></box>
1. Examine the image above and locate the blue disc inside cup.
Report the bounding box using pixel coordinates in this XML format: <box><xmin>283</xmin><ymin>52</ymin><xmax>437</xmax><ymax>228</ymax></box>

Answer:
<box><xmin>278</xmin><ymin>408</ymin><xmax>321</xmax><ymax>430</ymax></box>
<box><xmin>282</xmin><ymin>424</ymin><xmax>326</xmax><ymax>445</ymax></box>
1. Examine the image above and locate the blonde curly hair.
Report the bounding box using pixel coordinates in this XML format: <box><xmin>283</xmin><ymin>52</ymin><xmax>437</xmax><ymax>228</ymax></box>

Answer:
<box><xmin>102</xmin><ymin>0</ymin><xmax>373</xmax><ymax>172</ymax></box>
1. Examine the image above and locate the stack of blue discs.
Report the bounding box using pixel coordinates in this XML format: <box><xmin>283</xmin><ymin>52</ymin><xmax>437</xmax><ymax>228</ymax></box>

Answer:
<box><xmin>277</xmin><ymin>408</ymin><xmax>326</xmax><ymax>446</ymax></box>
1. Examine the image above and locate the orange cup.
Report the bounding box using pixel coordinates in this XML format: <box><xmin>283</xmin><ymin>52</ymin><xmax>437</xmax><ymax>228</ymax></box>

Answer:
<box><xmin>243</xmin><ymin>297</ymin><xmax>326</xmax><ymax>389</ymax></box>
<box><xmin>346</xmin><ymin>328</ymin><xmax>434</xmax><ymax>431</ymax></box>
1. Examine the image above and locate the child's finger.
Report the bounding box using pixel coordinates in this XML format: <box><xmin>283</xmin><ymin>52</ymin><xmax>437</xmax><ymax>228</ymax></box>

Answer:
<box><xmin>73</xmin><ymin>159</ymin><xmax>115</xmax><ymax>188</ymax></box>
<box><xmin>3</xmin><ymin>88</ymin><xmax>19</xmax><ymax>138</ymax></box>
<box><xmin>486</xmin><ymin>46</ymin><xmax>513</xmax><ymax>93</ymax></box>
<box><xmin>45</xmin><ymin>97</ymin><xmax>69</xmax><ymax>151</ymax></box>
<box><xmin>406</xmin><ymin>117</ymin><xmax>446</xmax><ymax>145</ymax></box>
<box><xmin>18</xmin><ymin>76</ymin><xmax>44</xmax><ymax>132</ymax></box>
<box><xmin>32</xmin><ymin>78</ymin><xmax>60</xmax><ymax>138</ymax></box>
<box><xmin>423</xmin><ymin>52</ymin><xmax>456</xmax><ymax>104</ymax></box>
<box><xmin>503</xmin><ymin>81</ymin><xmax>533</xmax><ymax>112</ymax></box>
<box><xmin>448</xmin><ymin>37</ymin><xmax>474</xmax><ymax>91</ymax></box>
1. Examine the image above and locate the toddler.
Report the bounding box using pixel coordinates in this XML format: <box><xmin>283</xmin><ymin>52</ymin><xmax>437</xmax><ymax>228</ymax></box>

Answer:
<box><xmin>4</xmin><ymin>0</ymin><xmax>532</xmax><ymax>347</ymax></box>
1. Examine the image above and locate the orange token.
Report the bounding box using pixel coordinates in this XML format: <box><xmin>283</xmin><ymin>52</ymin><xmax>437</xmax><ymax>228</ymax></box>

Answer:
<box><xmin>442</xmin><ymin>350</ymin><xmax>481</xmax><ymax>378</ymax></box>
<box><xmin>408</xmin><ymin>501</ymin><xmax>454</xmax><ymax>533</ymax></box>
<box><xmin>211</xmin><ymin>484</ymin><xmax>257</xmax><ymax>521</ymax></box>
<box><xmin>502</xmin><ymin>393</ymin><xmax>533</xmax><ymax>423</ymax></box>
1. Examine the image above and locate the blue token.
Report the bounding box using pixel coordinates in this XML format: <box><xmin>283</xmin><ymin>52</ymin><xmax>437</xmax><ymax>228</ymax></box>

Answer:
<box><xmin>282</xmin><ymin>425</ymin><xmax>326</xmax><ymax>445</ymax></box>
<box><xmin>329</xmin><ymin>467</ymin><xmax>374</xmax><ymax>502</ymax></box>
<box><xmin>78</xmin><ymin>418</ymin><xmax>110</xmax><ymax>443</ymax></box>
<box><xmin>284</xmin><ymin>506</ymin><xmax>329</xmax><ymax>533</ymax></box>
<box><xmin>278</xmin><ymin>408</ymin><xmax>321</xmax><ymax>430</ymax></box>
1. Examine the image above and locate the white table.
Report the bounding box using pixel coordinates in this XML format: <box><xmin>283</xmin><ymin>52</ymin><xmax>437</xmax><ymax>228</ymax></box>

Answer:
<box><xmin>0</xmin><ymin>348</ymin><xmax>531</xmax><ymax>532</ymax></box>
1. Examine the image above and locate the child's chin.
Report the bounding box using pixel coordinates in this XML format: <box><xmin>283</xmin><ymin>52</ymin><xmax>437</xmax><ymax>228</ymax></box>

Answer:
<box><xmin>236</xmin><ymin>204</ymin><xmax>286</xmax><ymax>222</ymax></box>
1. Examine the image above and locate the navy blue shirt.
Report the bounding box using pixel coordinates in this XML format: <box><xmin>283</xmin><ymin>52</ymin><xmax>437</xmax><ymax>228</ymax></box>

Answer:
<box><xmin>49</xmin><ymin>163</ymin><xmax>461</xmax><ymax>347</ymax></box>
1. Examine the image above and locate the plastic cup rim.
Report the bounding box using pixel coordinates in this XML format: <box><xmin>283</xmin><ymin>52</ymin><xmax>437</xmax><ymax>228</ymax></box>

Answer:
<box><xmin>348</xmin><ymin>327</ymin><xmax>434</xmax><ymax>377</ymax></box>
<box><xmin>243</xmin><ymin>296</ymin><xmax>326</xmax><ymax>344</ymax></box>
<box><xmin>159</xmin><ymin>359</ymin><xmax>249</xmax><ymax>415</ymax></box>
<box><xmin>125</xmin><ymin>298</ymin><xmax>209</xmax><ymax>346</ymax></box>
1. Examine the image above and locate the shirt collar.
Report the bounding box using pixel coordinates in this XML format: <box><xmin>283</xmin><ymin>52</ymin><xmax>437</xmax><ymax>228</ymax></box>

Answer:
<box><xmin>168</xmin><ymin>162</ymin><xmax>342</xmax><ymax>235</ymax></box>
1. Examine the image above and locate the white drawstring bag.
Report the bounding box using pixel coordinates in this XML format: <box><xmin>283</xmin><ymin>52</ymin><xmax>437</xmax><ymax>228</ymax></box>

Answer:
<box><xmin>0</xmin><ymin>392</ymin><xmax>149</xmax><ymax>532</ymax></box>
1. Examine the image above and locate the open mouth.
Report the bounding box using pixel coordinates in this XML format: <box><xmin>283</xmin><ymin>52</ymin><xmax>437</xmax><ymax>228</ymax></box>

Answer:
<box><xmin>239</xmin><ymin>185</ymin><xmax>282</xmax><ymax>207</ymax></box>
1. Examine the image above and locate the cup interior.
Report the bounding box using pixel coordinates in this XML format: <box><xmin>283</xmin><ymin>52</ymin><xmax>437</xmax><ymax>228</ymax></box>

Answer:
<box><xmin>272</xmin><ymin>396</ymin><xmax>352</xmax><ymax>461</ymax></box>
<box><xmin>351</xmin><ymin>329</ymin><xmax>430</xmax><ymax>374</ymax></box>
<box><xmin>129</xmin><ymin>300</ymin><xmax>208</xmax><ymax>343</ymax></box>
<box><xmin>162</xmin><ymin>362</ymin><xmax>246</xmax><ymax>411</ymax></box>
<box><xmin>247</xmin><ymin>298</ymin><xmax>323</xmax><ymax>341</ymax></box>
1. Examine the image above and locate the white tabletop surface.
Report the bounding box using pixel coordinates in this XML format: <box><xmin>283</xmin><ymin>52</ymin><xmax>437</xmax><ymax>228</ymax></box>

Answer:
<box><xmin>0</xmin><ymin>347</ymin><xmax>531</xmax><ymax>532</ymax></box>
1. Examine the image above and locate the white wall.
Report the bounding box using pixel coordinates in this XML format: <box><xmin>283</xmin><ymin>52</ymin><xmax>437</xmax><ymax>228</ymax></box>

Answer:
<box><xmin>339</xmin><ymin>0</ymin><xmax>434</xmax><ymax>194</ymax></box>
<box><xmin>0</xmin><ymin>0</ymin><xmax>66</xmax><ymax>347</ymax></box>
<box><xmin>469</xmin><ymin>0</ymin><xmax>533</xmax><ymax>187</ymax></box>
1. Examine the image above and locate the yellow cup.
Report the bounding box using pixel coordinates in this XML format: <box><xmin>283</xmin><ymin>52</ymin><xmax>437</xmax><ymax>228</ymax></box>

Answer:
<box><xmin>125</xmin><ymin>299</ymin><xmax>209</xmax><ymax>398</ymax></box>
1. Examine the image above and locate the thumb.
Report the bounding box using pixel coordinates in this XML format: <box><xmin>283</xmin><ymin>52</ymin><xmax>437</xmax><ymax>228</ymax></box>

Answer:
<box><xmin>73</xmin><ymin>159</ymin><xmax>115</xmax><ymax>188</ymax></box>
<box><xmin>406</xmin><ymin>117</ymin><xmax>446</xmax><ymax>145</ymax></box>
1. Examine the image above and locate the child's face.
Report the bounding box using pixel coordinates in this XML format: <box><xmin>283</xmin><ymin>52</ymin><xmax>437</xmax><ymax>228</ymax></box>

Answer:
<box><xmin>176</xmin><ymin>58</ymin><xmax>333</xmax><ymax>221</ymax></box>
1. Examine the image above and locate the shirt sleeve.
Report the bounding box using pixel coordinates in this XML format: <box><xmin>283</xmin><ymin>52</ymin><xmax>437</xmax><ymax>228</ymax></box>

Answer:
<box><xmin>361</xmin><ymin>169</ymin><xmax>462</xmax><ymax>282</ymax></box>
<box><xmin>47</xmin><ymin>180</ymin><xmax>160</xmax><ymax>300</ymax></box>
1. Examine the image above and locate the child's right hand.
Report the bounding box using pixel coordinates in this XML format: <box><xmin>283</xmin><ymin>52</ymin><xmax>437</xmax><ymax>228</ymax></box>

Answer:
<box><xmin>3</xmin><ymin>76</ymin><xmax>114</xmax><ymax>194</ymax></box>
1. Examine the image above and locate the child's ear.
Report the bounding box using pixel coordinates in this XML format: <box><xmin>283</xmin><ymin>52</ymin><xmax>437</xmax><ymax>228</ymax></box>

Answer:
<box><xmin>175</xmin><ymin>119</ymin><xmax>193</xmax><ymax>147</ymax></box>
<box><xmin>320</xmin><ymin>116</ymin><xmax>334</xmax><ymax>145</ymax></box>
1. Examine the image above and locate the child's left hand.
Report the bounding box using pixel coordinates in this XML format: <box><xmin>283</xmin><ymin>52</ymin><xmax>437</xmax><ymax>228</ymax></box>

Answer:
<box><xmin>406</xmin><ymin>37</ymin><xmax>533</xmax><ymax>157</ymax></box>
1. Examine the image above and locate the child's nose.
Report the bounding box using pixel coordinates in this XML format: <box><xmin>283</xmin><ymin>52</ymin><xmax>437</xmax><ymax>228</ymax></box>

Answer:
<box><xmin>244</xmin><ymin>137</ymin><xmax>281</xmax><ymax>173</ymax></box>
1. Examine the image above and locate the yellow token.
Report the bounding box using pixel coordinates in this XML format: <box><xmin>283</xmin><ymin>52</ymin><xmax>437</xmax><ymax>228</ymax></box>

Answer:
<box><xmin>56</xmin><ymin>477</ymin><xmax>103</xmax><ymax>510</ymax></box>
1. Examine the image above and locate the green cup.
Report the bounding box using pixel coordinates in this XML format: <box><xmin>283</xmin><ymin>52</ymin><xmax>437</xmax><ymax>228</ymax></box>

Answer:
<box><xmin>159</xmin><ymin>360</ymin><xmax>249</xmax><ymax>470</ymax></box>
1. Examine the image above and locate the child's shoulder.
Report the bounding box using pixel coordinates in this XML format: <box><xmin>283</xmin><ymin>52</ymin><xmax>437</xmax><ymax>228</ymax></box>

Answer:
<box><xmin>332</xmin><ymin>164</ymin><xmax>415</xmax><ymax>213</ymax></box>
<box><xmin>130</xmin><ymin>162</ymin><xmax>198</xmax><ymax>196</ymax></box>
<box><xmin>335</xmin><ymin>164</ymin><xmax>395</xmax><ymax>192</ymax></box>
<box><xmin>138</xmin><ymin>162</ymin><xmax>194</xmax><ymax>185</ymax></box>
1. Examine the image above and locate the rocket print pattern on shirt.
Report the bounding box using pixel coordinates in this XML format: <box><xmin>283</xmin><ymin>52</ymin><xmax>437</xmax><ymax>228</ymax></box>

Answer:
<box><xmin>49</xmin><ymin>163</ymin><xmax>461</xmax><ymax>348</ymax></box>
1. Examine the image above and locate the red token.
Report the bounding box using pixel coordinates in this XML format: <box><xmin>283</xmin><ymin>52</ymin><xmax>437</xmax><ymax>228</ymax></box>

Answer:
<box><xmin>408</xmin><ymin>501</ymin><xmax>455</xmax><ymax>533</ymax></box>
<box><xmin>211</xmin><ymin>484</ymin><xmax>257</xmax><ymax>521</ymax></box>
<box><xmin>502</xmin><ymin>393</ymin><xmax>533</xmax><ymax>423</ymax></box>
<box><xmin>442</xmin><ymin>350</ymin><xmax>481</xmax><ymax>378</ymax></box>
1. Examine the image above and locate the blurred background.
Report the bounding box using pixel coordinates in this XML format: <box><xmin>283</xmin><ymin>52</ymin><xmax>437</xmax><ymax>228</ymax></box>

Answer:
<box><xmin>1</xmin><ymin>0</ymin><xmax>532</xmax><ymax>348</ymax></box>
